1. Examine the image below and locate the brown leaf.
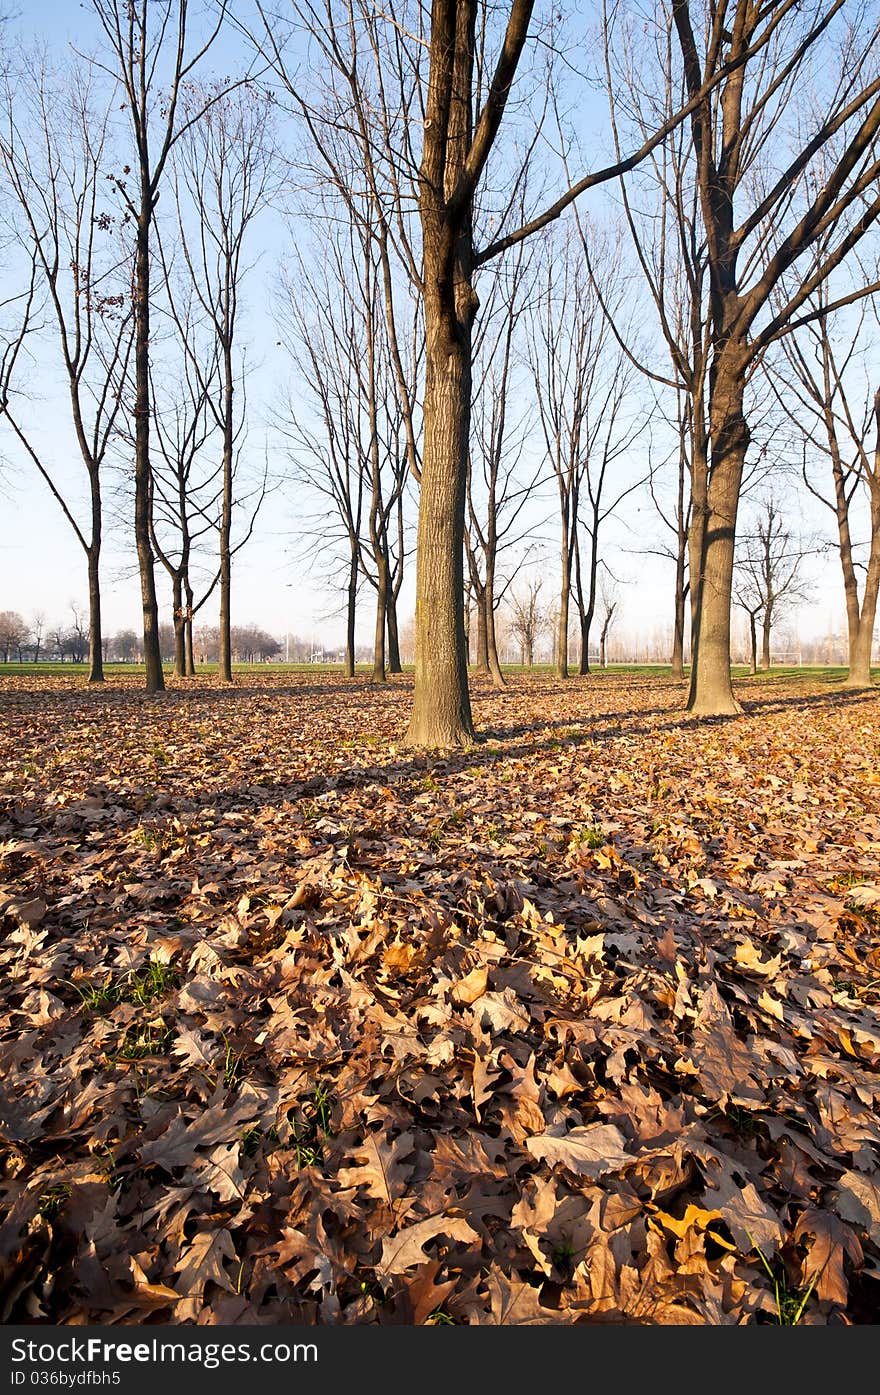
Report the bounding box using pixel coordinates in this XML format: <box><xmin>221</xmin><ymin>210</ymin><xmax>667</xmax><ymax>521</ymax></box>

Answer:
<box><xmin>526</xmin><ymin>1124</ymin><xmax>633</xmax><ymax>1180</ymax></box>
<box><xmin>378</xmin><ymin>1214</ymin><xmax>478</xmax><ymax>1276</ymax></box>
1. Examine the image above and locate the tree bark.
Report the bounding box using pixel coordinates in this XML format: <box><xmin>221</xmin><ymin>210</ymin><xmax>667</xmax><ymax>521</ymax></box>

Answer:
<box><xmin>134</xmin><ymin>214</ymin><xmax>165</xmax><ymax>693</ymax></box>
<box><xmin>345</xmin><ymin>548</ymin><xmax>358</xmax><ymax>678</ymax></box>
<box><xmin>405</xmin><ymin>323</ymin><xmax>475</xmax><ymax>746</ymax></box>
<box><xmin>687</xmin><ymin>350</ymin><xmax>748</xmax><ymax>716</ymax></box>
<box><xmin>184</xmin><ymin>580</ymin><xmax>196</xmax><ymax>676</ymax></box>
<box><xmin>760</xmin><ymin>611</ymin><xmax>771</xmax><ymax>670</ymax></box>
<box><xmin>557</xmin><ymin>512</ymin><xmax>570</xmax><ymax>679</ymax></box>
<box><xmin>387</xmin><ymin>591</ymin><xmax>402</xmax><ymax>673</ymax></box>
<box><xmin>218</xmin><ymin>343</ymin><xmax>234</xmax><ymax>685</ymax></box>
<box><xmin>372</xmin><ymin>556</ymin><xmax>388</xmax><ymax>682</ymax></box>
<box><xmin>86</xmin><ymin>541</ymin><xmax>104</xmax><ymax>684</ymax></box>
<box><xmin>172</xmin><ymin>575</ymin><xmax>186</xmax><ymax>678</ymax></box>
<box><xmin>474</xmin><ymin>589</ymin><xmax>489</xmax><ymax>670</ymax></box>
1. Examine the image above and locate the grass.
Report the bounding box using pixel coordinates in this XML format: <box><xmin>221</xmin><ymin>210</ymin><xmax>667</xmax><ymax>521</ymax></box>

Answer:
<box><xmin>75</xmin><ymin>961</ymin><xmax>179</xmax><ymax>1015</ymax></box>
<box><xmin>749</xmin><ymin>1237</ymin><xmax>818</xmax><ymax>1325</ymax></box>
<box><xmin>288</xmin><ymin>1083</ymin><xmax>335</xmax><ymax>1169</ymax></box>
<box><xmin>570</xmin><ymin>823</ymin><xmax>607</xmax><ymax>850</ymax></box>
<box><xmin>3</xmin><ymin>661</ymin><xmax>875</xmax><ymax>681</ymax></box>
<box><xmin>37</xmin><ymin>1182</ymin><xmax>71</xmax><ymax>1221</ymax></box>
<box><xmin>116</xmin><ymin>1021</ymin><xmax>174</xmax><ymax>1060</ymax></box>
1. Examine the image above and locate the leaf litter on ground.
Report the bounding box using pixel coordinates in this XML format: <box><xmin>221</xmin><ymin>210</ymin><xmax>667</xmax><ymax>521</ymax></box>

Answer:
<box><xmin>1</xmin><ymin>668</ymin><xmax>879</xmax><ymax>1325</ymax></box>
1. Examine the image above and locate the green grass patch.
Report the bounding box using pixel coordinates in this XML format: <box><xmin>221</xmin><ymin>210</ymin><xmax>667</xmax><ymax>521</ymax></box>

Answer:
<box><xmin>75</xmin><ymin>961</ymin><xmax>179</xmax><ymax>1015</ymax></box>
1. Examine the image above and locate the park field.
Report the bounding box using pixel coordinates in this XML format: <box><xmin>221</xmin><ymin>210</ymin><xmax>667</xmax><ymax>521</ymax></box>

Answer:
<box><xmin>1</xmin><ymin>668</ymin><xmax>879</xmax><ymax>1324</ymax></box>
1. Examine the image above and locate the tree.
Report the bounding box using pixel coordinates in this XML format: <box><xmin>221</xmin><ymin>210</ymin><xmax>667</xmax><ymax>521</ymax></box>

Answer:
<box><xmin>90</xmin><ymin>0</ymin><xmax>231</xmax><ymax>692</ymax></box>
<box><xmin>110</xmin><ymin>628</ymin><xmax>139</xmax><ymax>661</ymax></box>
<box><xmin>507</xmin><ymin>575</ymin><xmax>545</xmax><ymax>666</ymax></box>
<box><xmin>0</xmin><ymin>59</ymin><xmax>133</xmax><ymax>683</ymax></box>
<box><xmin>774</xmin><ymin>283</ymin><xmax>880</xmax><ymax>688</ymax></box>
<box><xmin>0</xmin><ymin>610</ymin><xmax>27</xmax><ymax>661</ymax></box>
<box><xmin>467</xmin><ymin>235</ymin><xmax>539</xmax><ymax>689</ymax></box>
<box><xmin>595</xmin><ymin>26</ymin><xmax>709</xmax><ymax>682</ymax></box>
<box><xmin>529</xmin><ymin>227</ymin><xmax>641</xmax><ymax>677</ymax></box>
<box><xmin>734</xmin><ymin>495</ymin><xmax>812</xmax><ymax>670</ymax></box>
<box><xmin>278</xmin><ymin>242</ymin><xmax>366</xmax><ymax>681</ymax></box>
<box><xmin>597</xmin><ymin>576</ymin><xmax>619</xmax><ymax>668</ymax></box>
<box><xmin>169</xmin><ymin>78</ymin><xmax>276</xmax><ymax>683</ymax></box>
<box><xmin>668</xmin><ymin>0</ymin><xmax>880</xmax><ymax>715</ymax></box>
<box><xmin>254</xmin><ymin>0</ymin><xmax>741</xmax><ymax>746</ymax></box>
<box><xmin>148</xmin><ymin>294</ymin><xmax>222</xmax><ymax>677</ymax></box>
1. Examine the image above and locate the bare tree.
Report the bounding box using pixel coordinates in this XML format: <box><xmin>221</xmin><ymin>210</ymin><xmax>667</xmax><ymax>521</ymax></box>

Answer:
<box><xmin>597</xmin><ymin>575</ymin><xmax>619</xmax><ymax>668</ymax></box>
<box><xmin>466</xmin><ymin>235</ymin><xmax>540</xmax><ymax>689</ymax></box>
<box><xmin>529</xmin><ymin>226</ymin><xmax>642</xmax><ymax>677</ymax></box>
<box><xmin>734</xmin><ymin>495</ymin><xmax>812</xmax><ymax>671</ymax></box>
<box><xmin>148</xmin><ymin>294</ymin><xmax>223</xmax><ymax>676</ymax></box>
<box><xmin>666</xmin><ymin>0</ymin><xmax>880</xmax><ymax>715</ymax></box>
<box><xmin>0</xmin><ymin>60</ymin><xmax>133</xmax><ymax>683</ymax></box>
<box><xmin>252</xmin><ymin>0</ymin><xmax>765</xmax><ymax>746</ymax></box>
<box><xmin>507</xmin><ymin>575</ymin><xmax>545</xmax><ymax>666</ymax></box>
<box><xmin>774</xmin><ymin>282</ymin><xmax>880</xmax><ymax>688</ymax></box>
<box><xmin>90</xmin><ymin>0</ymin><xmax>232</xmax><ymax>692</ymax></box>
<box><xmin>169</xmin><ymin>78</ymin><xmax>276</xmax><ymax>683</ymax></box>
<box><xmin>278</xmin><ymin>238</ymin><xmax>375</xmax><ymax>680</ymax></box>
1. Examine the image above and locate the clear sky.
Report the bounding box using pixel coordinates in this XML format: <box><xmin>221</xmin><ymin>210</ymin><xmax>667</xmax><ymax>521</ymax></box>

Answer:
<box><xmin>0</xmin><ymin>1</ymin><xmax>868</xmax><ymax>659</ymax></box>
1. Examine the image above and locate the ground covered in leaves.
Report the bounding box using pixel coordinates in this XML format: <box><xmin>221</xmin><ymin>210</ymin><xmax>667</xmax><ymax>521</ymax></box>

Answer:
<box><xmin>1</xmin><ymin>668</ymin><xmax>880</xmax><ymax>1326</ymax></box>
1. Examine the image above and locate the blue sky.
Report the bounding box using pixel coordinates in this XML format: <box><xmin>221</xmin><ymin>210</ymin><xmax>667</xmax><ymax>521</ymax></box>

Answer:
<box><xmin>0</xmin><ymin>1</ymin><xmax>866</xmax><ymax>657</ymax></box>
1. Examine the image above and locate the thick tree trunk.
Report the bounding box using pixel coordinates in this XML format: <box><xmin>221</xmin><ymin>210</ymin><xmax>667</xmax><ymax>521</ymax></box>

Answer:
<box><xmin>134</xmin><ymin>215</ymin><xmax>164</xmax><ymax>693</ymax></box>
<box><xmin>839</xmin><ymin>466</ymin><xmax>880</xmax><ymax>689</ymax></box>
<box><xmin>846</xmin><ymin>621</ymin><xmax>875</xmax><ymax>689</ymax></box>
<box><xmin>86</xmin><ymin>544</ymin><xmax>104</xmax><ymax>684</ymax></box>
<box><xmin>687</xmin><ymin>357</ymin><xmax>748</xmax><ymax>716</ymax></box>
<box><xmin>404</xmin><ymin>323</ymin><xmax>475</xmax><ymax>747</ymax></box>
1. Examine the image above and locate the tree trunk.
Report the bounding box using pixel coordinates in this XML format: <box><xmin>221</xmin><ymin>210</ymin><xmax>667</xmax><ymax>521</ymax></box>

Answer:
<box><xmin>345</xmin><ymin>548</ymin><xmax>357</xmax><ymax>678</ymax></box>
<box><xmin>749</xmin><ymin>612</ymin><xmax>757</xmax><ymax>675</ymax></box>
<box><xmin>557</xmin><ymin>516</ymin><xmax>570</xmax><ymax>679</ymax></box>
<box><xmin>687</xmin><ymin>356</ymin><xmax>748</xmax><ymax>716</ymax></box>
<box><xmin>217</xmin><ymin>346</ymin><xmax>234</xmax><ymax>685</ymax></box>
<box><xmin>578</xmin><ymin>614</ymin><xmax>590</xmax><ymax>675</ymax></box>
<box><xmin>485</xmin><ymin>566</ymin><xmax>505</xmax><ymax>689</ymax></box>
<box><xmin>134</xmin><ymin>214</ymin><xmax>164</xmax><ymax>693</ymax></box>
<box><xmin>671</xmin><ymin>527</ymin><xmax>688</xmax><ymax>679</ymax></box>
<box><xmin>839</xmin><ymin>444</ymin><xmax>880</xmax><ymax>690</ymax></box>
<box><xmin>372</xmin><ymin>557</ymin><xmax>388</xmax><ymax>683</ymax></box>
<box><xmin>760</xmin><ymin>611</ymin><xmax>771</xmax><ymax>670</ymax></box>
<box><xmin>86</xmin><ymin>544</ymin><xmax>104</xmax><ymax>684</ymax></box>
<box><xmin>404</xmin><ymin>322</ymin><xmax>475</xmax><ymax>747</ymax></box>
<box><xmin>184</xmin><ymin>580</ymin><xmax>195</xmax><ymax>675</ymax></box>
<box><xmin>474</xmin><ymin>589</ymin><xmax>489</xmax><ymax>670</ymax></box>
<box><xmin>172</xmin><ymin>574</ymin><xmax>186</xmax><ymax>678</ymax></box>
<box><xmin>847</xmin><ymin>620</ymin><xmax>875</xmax><ymax>689</ymax></box>
<box><xmin>387</xmin><ymin>591</ymin><xmax>402</xmax><ymax>673</ymax></box>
